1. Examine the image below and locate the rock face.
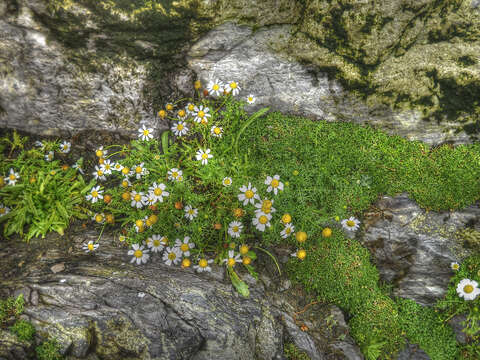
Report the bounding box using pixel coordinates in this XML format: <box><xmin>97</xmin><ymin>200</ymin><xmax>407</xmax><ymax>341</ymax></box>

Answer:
<box><xmin>0</xmin><ymin>228</ymin><xmax>363</xmax><ymax>360</ymax></box>
<box><xmin>361</xmin><ymin>192</ymin><xmax>480</xmax><ymax>306</ymax></box>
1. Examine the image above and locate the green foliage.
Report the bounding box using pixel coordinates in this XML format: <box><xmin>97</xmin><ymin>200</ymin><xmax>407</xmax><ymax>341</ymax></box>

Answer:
<box><xmin>9</xmin><ymin>319</ymin><xmax>36</xmax><ymax>342</ymax></box>
<box><xmin>395</xmin><ymin>297</ymin><xmax>459</xmax><ymax>360</ymax></box>
<box><xmin>284</xmin><ymin>342</ymin><xmax>311</xmax><ymax>360</ymax></box>
<box><xmin>0</xmin><ymin>135</ymin><xmax>92</xmax><ymax>241</ymax></box>
<box><xmin>36</xmin><ymin>339</ymin><xmax>63</xmax><ymax>360</ymax></box>
<box><xmin>0</xmin><ymin>294</ymin><xmax>24</xmax><ymax>326</ymax></box>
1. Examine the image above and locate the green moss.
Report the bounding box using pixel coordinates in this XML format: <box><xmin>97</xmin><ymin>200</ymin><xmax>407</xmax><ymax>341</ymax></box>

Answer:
<box><xmin>395</xmin><ymin>297</ymin><xmax>459</xmax><ymax>360</ymax></box>
<box><xmin>35</xmin><ymin>339</ymin><xmax>63</xmax><ymax>360</ymax></box>
<box><xmin>284</xmin><ymin>342</ymin><xmax>311</xmax><ymax>360</ymax></box>
<box><xmin>0</xmin><ymin>294</ymin><xmax>24</xmax><ymax>326</ymax></box>
<box><xmin>9</xmin><ymin>319</ymin><xmax>36</xmax><ymax>342</ymax></box>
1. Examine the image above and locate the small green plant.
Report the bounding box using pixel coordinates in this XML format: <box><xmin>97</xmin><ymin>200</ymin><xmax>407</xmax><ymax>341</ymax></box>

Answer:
<box><xmin>36</xmin><ymin>339</ymin><xmax>63</xmax><ymax>360</ymax></box>
<box><xmin>0</xmin><ymin>134</ymin><xmax>93</xmax><ymax>241</ymax></box>
<box><xmin>284</xmin><ymin>342</ymin><xmax>311</xmax><ymax>360</ymax></box>
<box><xmin>9</xmin><ymin>319</ymin><xmax>36</xmax><ymax>341</ymax></box>
<box><xmin>0</xmin><ymin>294</ymin><xmax>24</xmax><ymax>326</ymax></box>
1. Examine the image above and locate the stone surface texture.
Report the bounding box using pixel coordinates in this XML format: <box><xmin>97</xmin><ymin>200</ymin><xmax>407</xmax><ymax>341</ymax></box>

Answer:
<box><xmin>361</xmin><ymin>192</ymin><xmax>480</xmax><ymax>306</ymax></box>
<box><xmin>0</xmin><ymin>228</ymin><xmax>363</xmax><ymax>360</ymax></box>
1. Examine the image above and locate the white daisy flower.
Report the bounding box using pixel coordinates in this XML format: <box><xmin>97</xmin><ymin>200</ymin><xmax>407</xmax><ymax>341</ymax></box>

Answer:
<box><xmin>45</xmin><ymin>151</ymin><xmax>54</xmax><ymax>162</ymax></box>
<box><xmin>144</xmin><ymin>192</ymin><xmax>158</xmax><ymax>206</ymax></box>
<box><xmin>168</xmin><ymin>168</ymin><xmax>182</xmax><ymax>182</ymax></box>
<box><xmin>149</xmin><ymin>182</ymin><xmax>169</xmax><ymax>202</ymax></box>
<box><xmin>85</xmin><ymin>186</ymin><xmax>103</xmax><ymax>203</ymax></box>
<box><xmin>72</xmin><ymin>160</ymin><xmax>84</xmax><ymax>175</ymax></box>
<box><xmin>95</xmin><ymin>146</ymin><xmax>107</xmax><ymax>158</ymax></box>
<box><xmin>134</xmin><ymin>219</ymin><xmax>145</xmax><ymax>233</ymax></box>
<box><xmin>222</xmin><ymin>250</ymin><xmax>242</xmax><ymax>267</ymax></box>
<box><xmin>172</xmin><ymin>121</ymin><xmax>189</xmax><ymax>137</ymax></box>
<box><xmin>34</xmin><ymin>140</ymin><xmax>44</xmax><ymax>148</ymax></box>
<box><xmin>175</xmin><ymin>236</ymin><xmax>195</xmax><ymax>257</ymax></box>
<box><xmin>0</xmin><ymin>204</ymin><xmax>10</xmax><ymax>217</ymax></box>
<box><xmin>185</xmin><ymin>103</ymin><xmax>196</xmax><ymax>115</ymax></box>
<box><xmin>120</xmin><ymin>177</ymin><xmax>132</xmax><ymax>188</ymax></box>
<box><xmin>92</xmin><ymin>165</ymin><xmax>106</xmax><ymax>181</ymax></box>
<box><xmin>101</xmin><ymin>159</ymin><xmax>114</xmax><ymax>175</ymax></box>
<box><xmin>196</xmin><ymin>148</ymin><xmax>213</xmax><ymax>165</ymax></box>
<box><xmin>207</xmin><ymin>79</ymin><xmax>224</xmax><ymax>97</ymax></box>
<box><xmin>225</xmin><ymin>80</ymin><xmax>241</xmax><ymax>96</ymax></box>
<box><xmin>92</xmin><ymin>213</ymin><xmax>105</xmax><ymax>224</ymax></box>
<box><xmin>451</xmin><ymin>262</ymin><xmax>460</xmax><ymax>271</ymax></box>
<box><xmin>222</xmin><ymin>177</ymin><xmax>232</xmax><ymax>187</ymax></box>
<box><xmin>146</xmin><ymin>235</ymin><xmax>164</xmax><ymax>253</ymax></box>
<box><xmin>128</xmin><ymin>244</ymin><xmax>150</xmax><ymax>265</ymax></box>
<box><xmin>210</xmin><ymin>125</ymin><xmax>223</xmax><ymax>138</ymax></box>
<box><xmin>228</xmin><ymin>221</ymin><xmax>243</xmax><ymax>238</ymax></box>
<box><xmin>5</xmin><ymin>169</ymin><xmax>20</xmax><ymax>186</ymax></box>
<box><xmin>456</xmin><ymin>279</ymin><xmax>480</xmax><ymax>301</ymax></box>
<box><xmin>238</xmin><ymin>182</ymin><xmax>260</xmax><ymax>205</ymax></box>
<box><xmin>254</xmin><ymin>198</ymin><xmax>276</xmax><ymax>215</ymax></box>
<box><xmin>193</xmin><ymin>105</ymin><xmax>211</xmax><ymax>123</ymax></box>
<box><xmin>281</xmin><ymin>223</ymin><xmax>295</xmax><ymax>238</ymax></box>
<box><xmin>291</xmin><ymin>249</ymin><xmax>307</xmax><ymax>260</ymax></box>
<box><xmin>130</xmin><ymin>191</ymin><xmax>146</xmax><ymax>209</ymax></box>
<box><xmin>138</xmin><ymin>124</ymin><xmax>154</xmax><ymax>141</ymax></box>
<box><xmin>163</xmin><ymin>247</ymin><xmax>181</xmax><ymax>266</ymax></box>
<box><xmin>113</xmin><ymin>162</ymin><xmax>124</xmax><ymax>172</ymax></box>
<box><xmin>184</xmin><ymin>205</ymin><xmax>198</xmax><ymax>221</ymax></box>
<box><xmin>341</xmin><ymin>217</ymin><xmax>361</xmax><ymax>232</ymax></box>
<box><xmin>265</xmin><ymin>175</ymin><xmax>284</xmax><ymax>195</ymax></box>
<box><xmin>132</xmin><ymin>163</ymin><xmax>147</xmax><ymax>180</ymax></box>
<box><xmin>246</xmin><ymin>94</ymin><xmax>256</xmax><ymax>104</ymax></box>
<box><xmin>177</xmin><ymin>109</ymin><xmax>188</xmax><ymax>120</ymax></box>
<box><xmin>194</xmin><ymin>258</ymin><xmax>213</xmax><ymax>273</ymax></box>
<box><xmin>82</xmin><ymin>241</ymin><xmax>99</xmax><ymax>253</ymax></box>
<box><xmin>252</xmin><ymin>212</ymin><xmax>272</xmax><ymax>232</ymax></box>
<box><xmin>59</xmin><ymin>141</ymin><xmax>71</xmax><ymax>153</ymax></box>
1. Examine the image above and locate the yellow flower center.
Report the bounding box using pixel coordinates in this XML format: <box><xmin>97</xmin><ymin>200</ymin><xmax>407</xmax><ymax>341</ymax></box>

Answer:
<box><xmin>233</xmin><ymin>226</ymin><xmax>239</xmax><ymax>232</ymax></box>
<box><xmin>262</xmin><ymin>206</ymin><xmax>271</xmax><ymax>214</ymax></box>
<box><xmin>135</xmin><ymin>219</ymin><xmax>144</xmax><ymax>227</ymax></box>
<box><xmin>242</xmin><ymin>257</ymin><xmax>251</xmax><ymax>265</ymax></box>
<box><xmin>297</xmin><ymin>249</ymin><xmax>307</xmax><ymax>260</ymax></box>
<box><xmin>99</xmin><ymin>158</ymin><xmax>104</xmax><ymax>164</ymax></box>
<box><xmin>122</xmin><ymin>167</ymin><xmax>130</xmax><ymax>175</ymax></box>
<box><xmin>158</xmin><ymin>110</ymin><xmax>166</xmax><ymax>118</ymax></box>
<box><xmin>96</xmin><ymin>150</ymin><xmax>103</xmax><ymax>157</ymax></box>
<box><xmin>194</xmin><ymin>80</ymin><xmax>201</xmax><ymax>89</ymax></box>
<box><xmin>180</xmin><ymin>243</ymin><xmax>189</xmax><ymax>252</ymax></box>
<box><xmin>166</xmin><ymin>104</ymin><xmax>173</xmax><ymax>111</ymax></box>
<box><xmin>188</xmin><ymin>209</ymin><xmax>195</xmax><ymax>215</ymax></box>
<box><xmin>248</xmin><ymin>97</ymin><xmax>253</xmax><ymax>101</ymax></box>
<box><xmin>0</xmin><ymin>208</ymin><xmax>5</xmax><ymax>214</ymax></box>
<box><xmin>9</xmin><ymin>174</ymin><xmax>16</xmax><ymax>180</ymax></box>
<box><xmin>188</xmin><ymin>104</ymin><xmax>195</xmax><ymax>111</ymax></box>
<box><xmin>177</xmin><ymin>124</ymin><xmax>184</xmax><ymax>130</ymax></box>
<box><xmin>105</xmin><ymin>164</ymin><xmax>111</xmax><ymax>170</ymax></box>
<box><xmin>134</xmin><ymin>250</ymin><xmax>143</xmax><ymax>258</ymax></box>
<box><xmin>198</xmin><ymin>110</ymin><xmax>205</xmax><ymax>118</ymax></box>
<box><xmin>172</xmin><ymin>171</ymin><xmax>178</xmax><ymax>178</ymax></box>
<box><xmin>97</xmin><ymin>170</ymin><xmax>104</xmax><ymax>176</ymax></box>
<box><xmin>199</xmin><ymin>259</ymin><xmax>208</xmax><ymax>268</ymax></box>
<box><xmin>178</xmin><ymin>110</ymin><xmax>186</xmax><ymax>117</ymax></box>
<box><xmin>154</xmin><ymin>188</ymin><xmax>162</xmax><ymax>196</ymax></box>
<box><xmin>201</xmin><ymin>153</ymin><xmax>208</xmax><ymax>159</ymax></box>
<box><xmin>214</xmin><ymin>127</ymin><xmax>221</xmax><ymax>134</ymax></box>
<box><xmin>201</xmin><ymin>117</ymin><xmax>208</xmax><ymax>124</ymax></box>
<box><xmin>228</xmin><ymin>258</ymin><xmax>236</xmax><ymax>267</ymax></box>
<box><xmin>230</xmin><ymin>82</ymin><xmax>237</xmax><ymax>89</ymax></box>
<box><xmin>296</xmin><ymin>231</ymin><xmax>307</xmax><ymax>243</ymax></box>
<box><xmin>88</xmin><ymin>243</ymin><xmax>94</xmax><ymax>251</ymax></box>
<box><xmin>239</xmin><ymin>245</ymin><xmax>249</xmax><ymax>255</ymax></box>
<box><xmin>91</xmin><ymin>191</ymin><xmax>98</xmax><ymax>198</ymax></box>
<box><xmin>286</xmin><ymin>227</ymin><xmax>292</xmax><ymax>234</ymax></box>
<box><xmin>347</xmin><ymin>220</ymin><xmax>355</xmax><ymax>227</ymax></box>
<box><xmin>271</xmin><ymin>179</ymin><xmax>279</xmax><ymax>187</ymax></box>
<box><xmin>224</xmin><ymin>178</ymin><xmax>231</xmax><ymax>185</ymax></box>
<box><xmin>182</xmin><ymin>258</ymin><xmax>191</xmax><ymax>267</ymax></box>
<box><xmin>95</xmin><ymin>214</ymin><xmax>104</xmax><ymax>223</ymax></box>
<box><xmin>153</xmin><ymin>239</ymin><xmax>161</xmax><ymax>247</ymax></box>
<box><xmin>121</xmin><ymin>180</ymin><xmax>129</xmax><ymax>187</ymax></box>
<box><xmin>259</xmin><ymin>215</ymin><xmax>268</xmax><ymax>224</ymax></box>
<box><xmin>134</xmin><ymin>194</ymin><xmax>142</xmax><ymax>202</ymax></box>
<box><xmin>464</xmin><ymin>285</ymin><xmax>474</xmax><ymax>294</ymax></box>
<box><xmin>161</xmin><ymin>237</ymin><xmax>168</xmax><ymax>245</ymax></box>
<box><xmin>149</xmin><ymin>215</ymin><xmax>158</xmax><ymax>224</ymax></box>
<box><xmin>282</xmin><ymin>214</ymin><xmax>292</xmax><ymax>224</ymax></box>
<box><xmin>212</xmin><ymin>84</ymin><xmax>219</xmax><ymax>91</ymax></box>
<box><xmin>168</xmin><ymin>252</ymin><xmax>177</xmax><ymax>260</ymax></box>
<box><xmin>135</xmin><ymin>166</ymin><xmax>142</xmax><ymax>173</ymax></box>
<box><xmin>452</xmin><ymin>264</ymin><xmax>459</xmax><ymax>269</ymax></box>
<box><xmin>245</xmin><ymin>190</ymin><xmax>254</xmax><ymax>198</ymax></box>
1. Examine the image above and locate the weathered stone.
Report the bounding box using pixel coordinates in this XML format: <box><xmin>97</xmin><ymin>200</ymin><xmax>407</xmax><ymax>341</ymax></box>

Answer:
<box><xmin>0</xmin><ymin>329</ymin><xmax>32</xmax><ymax>360</ymax></box>
<box><xmin>361</xmin><ymin>192</ymin><xmax>480</xmax><ymax>306</ymax></box>
<box><xmin>448</xmin><ymin>314</ymin><xmax>469</xmax><ymax>344</ymax></box>
<box><xmin>395</xmin><ymin>341</ymin><xmax>430</xmax><ymax>360</ymax></box>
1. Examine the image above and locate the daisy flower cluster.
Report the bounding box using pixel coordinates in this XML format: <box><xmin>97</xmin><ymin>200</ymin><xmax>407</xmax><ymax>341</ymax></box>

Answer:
<box><xmin>450</xmin><ymin>262</ymin><xmax>480</xmax><ymax>301</ymax></box>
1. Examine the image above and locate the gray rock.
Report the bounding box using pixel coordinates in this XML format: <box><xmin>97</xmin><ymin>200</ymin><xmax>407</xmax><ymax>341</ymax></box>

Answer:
<box><xmin>188</xmin><ymin>22</ymin><xmax>472</xmax><ymax>146</ymax></box>
<box><xmin>0</xmin><ymin>230</ymin><xmax>325</xmax><ymax>360</ymax></box>
<box><xmin>395</xmin><ymin>342</ymin><xmax>430</xmax><ymax>360</ymax></box>
<box><xmin>361</xmin><ymin>192</ymin><xmax>479</xmax><ymax>306</ymax></box>
<box><xmin>448</xmin><ymin>314</ymin><xmax>469</xmax><ymax>344</ymax></box>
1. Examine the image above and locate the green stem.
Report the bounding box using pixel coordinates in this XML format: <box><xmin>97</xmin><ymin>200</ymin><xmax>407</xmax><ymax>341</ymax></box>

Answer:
<box><xmin>253</xmin><ymin>246</ymin><xmax>281</xmax><ymax>276</ymax></box>
<box><xmin>97</xmin><ymin>222</ymin><xmax>106</xmax><ymax>243</ymax></box>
